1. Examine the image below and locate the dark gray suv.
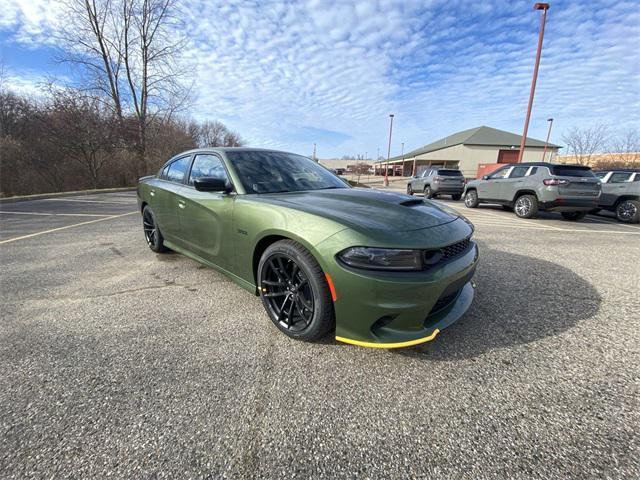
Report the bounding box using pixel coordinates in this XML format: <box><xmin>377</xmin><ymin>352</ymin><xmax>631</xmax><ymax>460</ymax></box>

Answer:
<box><xmin>463</xmin><ymin>162</ymin><xmax>601</xmax><ymax>220</ymax></box>
<box><xmin>407</xmin><ymin>167</ymin><xmax>465</xmax><ymax>200</ymax></box>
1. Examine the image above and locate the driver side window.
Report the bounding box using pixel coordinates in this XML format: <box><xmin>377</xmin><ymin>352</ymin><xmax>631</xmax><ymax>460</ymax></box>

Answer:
<box><xmin>188</xmin><ymin>154</ymin><xmax>228</xmax><ymax>186</ymax></box>
<box><xmin>489</xmin><ymin>168</ymin><xmax>509</xmax><ymax>179</ymax></box>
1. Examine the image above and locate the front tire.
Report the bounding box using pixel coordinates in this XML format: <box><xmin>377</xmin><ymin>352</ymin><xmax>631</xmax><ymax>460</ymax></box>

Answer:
<box><xmin>424</xmin><ymin>186</ymin><xmax>433</xmax><ymax>199</ymax></box>
<box><xmin>464</xmin><ymin>189</ymin><xmax>479</xmax><ymax>208</ymax></box>
<box><xmin>142</xmin><ymin>205</ymin><xmax>168</xmax><ymax>253</ymax></box>
<box><xmin>514</xmin><ymin>194</ymin><xmax>539</xmax><ymax>219</ymax></box>
<box><xmin>258</xmin><ymin>240</ymin><xmax>334</xmax><ymax>341</ymax></box>
<box><xmin>616</xmin><ymin>200</ymin><xmax>640</xmax><ymax>223</ymax></box>
<box><xmin>561</xmin><ymin>211</ymin><xmax>587</xmax><ymax>221</ymax></box>
<box><xmin>407</xmin><ymin>184</ymin><xmax>413</xmax><ymax>195</ymax></box>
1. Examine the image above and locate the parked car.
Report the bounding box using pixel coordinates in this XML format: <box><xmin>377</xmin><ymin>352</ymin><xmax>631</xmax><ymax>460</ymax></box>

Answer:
<box><xmin>463</xmin><ymin>162</ymin><xmax>601</xmax><ymax>220</ymax></box>
<box><xmin>137</xmin><ymin>148</ymin><xmax>478</xmax><ymax>348</ymax></box>
<box><xmin>407</xmin><ymin>167</ymin><xmax>465</xmax><ymax>200</ymax></box>
<box><xmin>593</xmin><ymin>169</ymin><xmax>640</xmax><ymax>223</ymax></box>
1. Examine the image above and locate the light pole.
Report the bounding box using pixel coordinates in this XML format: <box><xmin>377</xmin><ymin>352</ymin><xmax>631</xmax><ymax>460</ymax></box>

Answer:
<box><xmin>384</xmin><ymin>114</ymin><xmax>394</xmax><ymax>187</ymax></box>
<box><xmin>517</xmin><ymin>2</ymin><xmax>550</xmax><ymax>163</ymax></box>
<box><xmin>312</xmin><ymin>143</ymin><xmax>317</xmax><ymax>162</ymax></box>
<box><xmin>542</xmin><ymin>117</ymin><xmax>553</xmax><ymax>161</ymax></box>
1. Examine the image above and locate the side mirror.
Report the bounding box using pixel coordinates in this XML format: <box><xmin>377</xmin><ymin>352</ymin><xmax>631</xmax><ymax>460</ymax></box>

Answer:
<box><xmin>194</xmin><ymin>177</ymin><xmax>231</xmax><ymax>193</ymax></box>
<box><xmin>482</xmin><ymin>175</ymin><xmax>489</xmax><ymax>180</ymax></box>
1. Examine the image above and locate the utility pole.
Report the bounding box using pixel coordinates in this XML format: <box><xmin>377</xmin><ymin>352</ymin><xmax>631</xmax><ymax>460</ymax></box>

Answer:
<box><xmin>517</xmin><ymin>3</ymin><xmax>550</xmax><ymax>163</ymax></box>
<box><xmin>542</xmin><ymin>117</ymin><xmax>553</xmax><ymax>161</ymax></box>
<box><xmin>384</xmin><ymin>114</ymin><xmax>394</xmax><ymax>187</ymax></box>
<box><xmin>312</xmin><ymin>143</ymin><xmax>317</xmax><ymax>162</ymax></box>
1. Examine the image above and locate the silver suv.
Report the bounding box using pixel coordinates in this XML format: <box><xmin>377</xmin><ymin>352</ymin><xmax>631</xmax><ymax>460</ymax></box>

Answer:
<box><xmin>593</xmin><ymin>169</ymin><xmax>640</xmax><ymax>223</ymax></box>
<box><xmin>463</xmin><ymin>162</ymin><xmax>601</xmax><ymax>220</ymax></box>
<box><xmin>407</xmin><ymin>167</ymin><xmax>465</xmax><ymax>200</ymax></box>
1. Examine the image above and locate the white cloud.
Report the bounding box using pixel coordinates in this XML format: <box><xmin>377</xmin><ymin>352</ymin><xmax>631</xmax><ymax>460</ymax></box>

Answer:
<box><xmin>1</xmin><ymin>0</ymin><xmax>638</xmax><ymax>156</ymax></box>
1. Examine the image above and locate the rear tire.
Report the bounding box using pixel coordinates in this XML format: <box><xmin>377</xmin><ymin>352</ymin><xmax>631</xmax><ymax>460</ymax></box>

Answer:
<box><xmin>514</xmin><ymin>194</ymin><xmax>539</xmax><ymax>219</ymax></box>
<box><xmin>424</xmin><ymin>186</ymin><xmax>433</xmax><ymax>199</ymax></box>
<box><xmin>561</xmin><ymin>211</ymin><xmax>587</xmax><ymax>221</ymax></box>
<box><xmin>142</xmin><ymin>205</ymin><xmax>168</xmax><ymax>253</ymax></box>
<box><xmin>464</xmin><ymin>189</ymin><xmax>479</xmax><ymax>208</ymax></box>
<box><xmin>616</xmin><ymin>200</ymin><xmax>640</xmax><ymax>223</ymax></box>
<box><xmin>451</xmin><ymin>194</ymin><xmax>462</xmax><ymax>201</ymax></box>
<box><xmin>258</xmin><ymin>240</ymin><xmax>334</xmax><ymax>341</ymax></box>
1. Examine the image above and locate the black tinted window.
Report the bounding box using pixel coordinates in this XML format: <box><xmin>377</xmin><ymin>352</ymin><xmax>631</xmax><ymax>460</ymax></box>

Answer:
<box><xmin>166</xmin><ymin>156</ymin><xmax>191</xmax><ymax>183</ymax></box>
<box><xmin>227</xmin><ymin>151</ymin><xmax>348</xmax><ymax>194</ymax></box>
<box><xmin>189</xmin><ymin>154</ymin><xmax>228</xmax><ymax>185</ymax></box>
<box><xmin>527</xmin><ymin>167</ymin><xmax>538</xmax><ymax>176</ymax></box>
<box><xmin>509</xmin><ymin>166</ymin><xmax>529</xmax><ymax>178</ymax></box>
<box><xmin>550</xmin><ymin>166</ymin><xmax>595</xmax><ymax>177</ymax></box>
<box><xmin>437</xmin><ymin>169</ymin><xmax>463</xmax><ymax>176</ymax></box>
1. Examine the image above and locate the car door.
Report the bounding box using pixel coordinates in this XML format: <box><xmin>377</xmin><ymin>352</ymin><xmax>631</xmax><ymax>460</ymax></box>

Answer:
<box><xmin>414</xmin><ymin>169</ymin><xmax>429</xmax><ymax>190</ymax></box>
<box><xmin>601</xmin><ymin>172</ymin><xmax>632</xmax><ymax>207</ymax></box>
<box><xmin>478</xmin><ymin>166</ymin><xmax>510</xmax><ymax>199</ymax></box>
<box><xmin>153</xmin><ymin>155</ymin><xmax>192</xmax><ymax>242</ymax></box>
<box><xmin>176</xmin><ymin>153</ymin><xmax>236</xmax><ymax>269</ymax></box>
<box><xmin>499</xmin><ymin>165</ymin><xmax>529</xmax><ymax>202</ymax></box>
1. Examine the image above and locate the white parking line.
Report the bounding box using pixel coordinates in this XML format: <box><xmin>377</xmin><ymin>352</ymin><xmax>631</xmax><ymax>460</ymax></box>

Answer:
<box><xmin>41</xmin><ymin>198</ymin><xmax>134</xmax><ymax>205</ymax></box>
<box><xmin>0</xmin><ymin>212</ymin><xmax>138</xmax><ymax>245</ymax></box>
<box><xmin>469</xmin><ymin>221</ymin><xmax>640</xmax><ymax>235</ymax></box>
<box><xmin>0</xmin><ymin>211</ymin><xmax>113</xmax><ymax>217</ymax></box>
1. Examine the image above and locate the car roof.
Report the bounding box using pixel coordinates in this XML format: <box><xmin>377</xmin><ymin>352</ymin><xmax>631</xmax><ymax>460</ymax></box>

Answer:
<box><xmin>593</xmin><ymin>168</ymin><xmax>640</xmax><ymax>173</ymax></box>
<box><xmin>501</xmin><ymin>162</ymin><xmax>591</xmax><ymax>168</ymax></box>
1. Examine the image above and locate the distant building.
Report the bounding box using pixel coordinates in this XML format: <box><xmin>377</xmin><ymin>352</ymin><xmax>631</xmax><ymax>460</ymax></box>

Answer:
<box><xmin>555</xmin><ymin>152</ymin><xmax>640</xmax><ymax>168</ymax></box>
<box><xmin>373</xmin><ymin>126</ymin><xmax>561</xmax><ymax>178</ymax></box>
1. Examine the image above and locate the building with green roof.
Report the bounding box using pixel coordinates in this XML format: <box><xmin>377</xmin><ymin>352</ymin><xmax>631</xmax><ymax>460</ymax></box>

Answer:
<box><xmin>373</xmin><ymin>126</ymin><xmax>561</xmax><ymax>178</ymax></box>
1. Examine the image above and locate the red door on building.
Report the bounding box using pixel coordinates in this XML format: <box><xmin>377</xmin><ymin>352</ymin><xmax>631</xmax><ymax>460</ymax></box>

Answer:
<box><xmin>497</xmin><ymin>149</ymin><xmax>519</xmax><ymax>163</ymax></box>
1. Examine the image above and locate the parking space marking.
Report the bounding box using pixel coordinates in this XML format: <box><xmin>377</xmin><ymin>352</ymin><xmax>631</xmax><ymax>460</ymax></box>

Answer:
<box><xmin>0</xmin><ymin>211</ymin><xmax>114</xmax><ymax>217</ymax></box>
<box><xmin>469</xmin><ymin>221</ymin><xmax>640</xmax><ymax>235</ymax></box>
<box><xmin>0</xmin><ymin>211</ymin><xmax>138</xmax><ymax>245</ymax></box>
<box><xmin>42</xmin><ymin>198</ymin><xmax>134</xmax><ymax>205</ymax></box>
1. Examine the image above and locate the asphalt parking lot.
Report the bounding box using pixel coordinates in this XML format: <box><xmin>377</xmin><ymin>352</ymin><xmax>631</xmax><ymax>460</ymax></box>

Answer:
<box><xmin>1</xmin><ymin>191</ymin><xmax>639</xmax><ymax>479</ymax></box>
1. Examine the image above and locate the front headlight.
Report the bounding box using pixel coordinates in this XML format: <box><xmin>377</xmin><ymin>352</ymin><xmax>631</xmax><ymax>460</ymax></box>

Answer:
<box><xmin>338</xmin><ymin>247</ymin><xmax>422</xmax><ymax>271</ymax></box>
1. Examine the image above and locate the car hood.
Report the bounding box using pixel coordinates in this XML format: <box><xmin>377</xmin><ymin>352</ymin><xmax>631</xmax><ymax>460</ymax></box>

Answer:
<box><xmin>254</xmin><ymin>188</ymin><xmax>458</xmax><ymax>232</ymax></box>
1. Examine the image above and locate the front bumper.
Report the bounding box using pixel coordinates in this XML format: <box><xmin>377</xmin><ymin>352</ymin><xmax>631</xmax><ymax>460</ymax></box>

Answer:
<box><xmin>326</xmin><ymin>240</ymin><xmax>478</xmax><ymax>348</ymax></box>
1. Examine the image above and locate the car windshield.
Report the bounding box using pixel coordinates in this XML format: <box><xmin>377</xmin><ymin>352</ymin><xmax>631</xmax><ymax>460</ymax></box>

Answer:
<box><xmin>550</xmin><ymin>165</ymin><xmax>595</xmax><ymax>177</ymax></box>
<box><xmin>437</xmin><ymin>170</ymin><xmax>463</xmax><ymax>176</ymax></box>
<box><xmin>226</xmin><ymin>151</ymin><xmax>349</xmax><ymax>194</ymax></box>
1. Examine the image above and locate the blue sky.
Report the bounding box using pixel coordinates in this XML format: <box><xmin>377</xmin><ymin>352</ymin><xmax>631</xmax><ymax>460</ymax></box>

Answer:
<box><xmin>1</xmin><ymin>0</ymin><xmax>639</xmax><ymax>158</ymax></box>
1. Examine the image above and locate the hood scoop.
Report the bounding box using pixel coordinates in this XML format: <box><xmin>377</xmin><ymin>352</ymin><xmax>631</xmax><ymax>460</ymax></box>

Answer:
<box><xmin>399</xmin><ymin>199</ymin><xmax>425</xmax><ymax>207</ymax></box>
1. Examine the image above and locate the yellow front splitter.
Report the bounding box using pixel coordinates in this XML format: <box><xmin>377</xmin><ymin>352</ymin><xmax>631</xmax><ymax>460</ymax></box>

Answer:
<box><xmin>335</xmin><ymin>329</ymin><xmax>440</xmax><ymax>349</ymax></box>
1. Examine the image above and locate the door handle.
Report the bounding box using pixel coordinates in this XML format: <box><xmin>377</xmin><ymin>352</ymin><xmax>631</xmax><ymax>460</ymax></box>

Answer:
<box><xmin>178</xmin><ymin>200</ymin><xmax>186</xmax><ymax>209</ymax></box>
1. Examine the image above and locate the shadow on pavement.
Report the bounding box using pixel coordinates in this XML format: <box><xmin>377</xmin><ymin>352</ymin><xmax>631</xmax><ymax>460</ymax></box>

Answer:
<box><xmin>395</xmin><ymin>245</ymin><xmax>601</xmax><ymax>360</ymax></box>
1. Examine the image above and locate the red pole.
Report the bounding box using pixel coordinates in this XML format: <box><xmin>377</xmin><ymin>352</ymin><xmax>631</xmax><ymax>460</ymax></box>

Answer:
<box><xmin>517</xmin><ymin>3</ymin><xmax>550</xmax><ymax>163</ymax></box>
<box><xmin>542</xmin><ymin>117</ymin><xmax>553</xmax><ymax>161</ymax></box>
<box><xmin>384</xmin><ymin>114</ymin><xmax>394</xmax><ymax>187</ymax></box>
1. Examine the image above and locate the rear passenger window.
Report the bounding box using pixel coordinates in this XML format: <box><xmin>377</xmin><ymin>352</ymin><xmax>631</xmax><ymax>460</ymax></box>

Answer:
<box><xmin>527</xmin><ymin>167</ymin><xmax>538</xmax><ymax>176</ymax></box>
<box><xmin>166</xmin><ymin>156</ymin><xmax>191</xmax><ymax>183</ymax></box>
<box><xmin>509</xmin><ymin>166</ymin><xmax>529</xmax><ymax>178</ymax></box>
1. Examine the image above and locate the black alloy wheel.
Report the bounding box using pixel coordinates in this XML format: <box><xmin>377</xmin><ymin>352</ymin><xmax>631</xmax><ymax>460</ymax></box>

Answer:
<box><xmin>142</xmin><ymin>205</ymin><xmax>167</xmax><ymax>253</ymax></box>
<box><xmin>258</xmin><ymin>240</ymin><xmax>334</xmax><ymax>340</ymax></box>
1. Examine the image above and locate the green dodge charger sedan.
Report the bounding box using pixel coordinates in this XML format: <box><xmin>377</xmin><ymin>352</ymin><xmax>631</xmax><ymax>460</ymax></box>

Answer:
<box><xmin>137</xmin><ymin>148</ymin><xmax>478</xmax><ymax>348</ymax></box>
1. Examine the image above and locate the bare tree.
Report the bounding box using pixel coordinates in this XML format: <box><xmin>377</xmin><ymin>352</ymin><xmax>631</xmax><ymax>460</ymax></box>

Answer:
<box><xmin>58</xmin><ymin>0</ymin><xmax>190</xmax><ymax>174</ymax></box>
<box><xmin>561</xmin><ymin>124</ymin><xmax>609</xmax><ymax>165</ymax></box>
<box><xmin>195</xmin><ymin>119</ymin><xmax>244</xmax><ymax>147</ymax></box>
<box><xmin>38</xmin><ymin>90</ymin><xmax>119</xmax><ymax>189</ymax></box>
<box><xmin>609</xmin><ymin>127</ymin><xmax>640</xmax><ymax>166</ymax></box>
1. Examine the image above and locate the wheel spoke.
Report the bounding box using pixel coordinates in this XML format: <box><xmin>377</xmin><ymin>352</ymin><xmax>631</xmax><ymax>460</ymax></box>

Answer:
<box><xmin>276</xmin><ymin>256</ymin><xmax>289</xmax><ymax>281</ymax></box>
<box><xmin>262</xmin><ymin>279</ymin><xmax>285</xmax><ymax>286</ymax></box>
<box><xmin>263</xmin><ymin>291</ymin><xmax>286</xmax><ymax>298</ymax></box>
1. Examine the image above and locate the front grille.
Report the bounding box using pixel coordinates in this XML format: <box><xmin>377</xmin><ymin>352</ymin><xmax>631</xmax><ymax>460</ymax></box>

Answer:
<box><xmin>441</xmin><ymin>237</ymin><xmax>471</xmax><ymax>260</ymax></box>
<box><xmin>422</xmin><ymin>237</ymin><xmax>472</xmax><ymax>269</ymax></box>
